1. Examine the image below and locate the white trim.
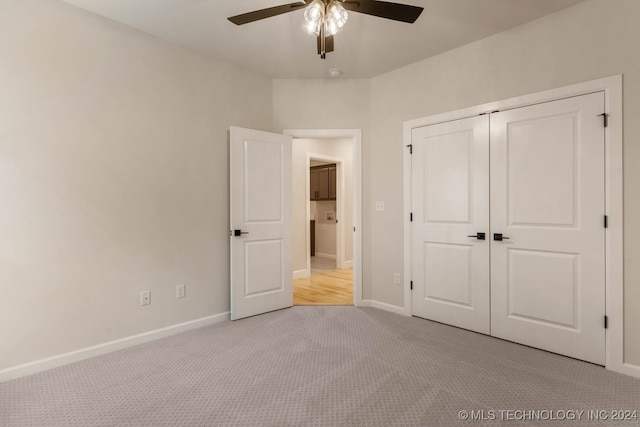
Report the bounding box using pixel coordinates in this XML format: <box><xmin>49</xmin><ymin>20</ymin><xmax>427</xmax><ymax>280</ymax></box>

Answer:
<box><xmin>619</xmin><ymin>363</ymin><xmax>640</xmax><ymax>379</ymax></box>
<box><xmin>293</xmin><ymin>269</ymin><xmax>309</xmax><ymax>279</ymax></box>
<box><xmin>602</xmin><ymin>75</ymin><xmax>628</xmax><ymax>377</ymax></box>
<box><xmin>404</xmin><ymin>76</ymin><xmax>621</xmax><ymax>129</ymax></box>
<box><xmin>361</xmin><ymin>299</ymin><xmax>410</xmax><ymax>316</ymax></box>
<box><xmin>342</xmin><ymin>260</ymin><xmax>353</xmax><ymax>269</ymax></box>
<box><xmin>0</xmin><ymin>312</ymin><xmax>229</xmax><ymax>383</ymax></box>
<box><xmin>403</xmin><ymin>75</ymin><xmax>625</xmax><ymax>376</ymax></box>
<box><xmin>402</xmin><ymin>114</ymin><xmax>414</xmax><ymax>317</ymax></box>
<box><xmin>314</xmin><ymin>252</ymin><xmax>337</xmax><ymax>259</ymax></box>
<box><xmin>284</xmin><ymin>129</ymin><xmax>363</xmax><ymax>307</ymax></box>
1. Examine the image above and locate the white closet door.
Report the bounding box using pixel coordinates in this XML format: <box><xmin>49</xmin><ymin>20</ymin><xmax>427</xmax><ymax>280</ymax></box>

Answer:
<box><xmin>490</xmin><ymin>92</ymin><xmax>606</xmax><ymax>365</ymax></box>
<box><xmin>412</xmin><ymin>115</ymin><xmax>490</xmax><ymax>334</ymax></box>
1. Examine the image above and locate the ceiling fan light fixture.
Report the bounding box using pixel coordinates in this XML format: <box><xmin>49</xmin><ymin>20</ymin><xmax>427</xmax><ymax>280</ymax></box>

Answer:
<box><xmin>303</xmin><ymin>0</ymin><xmax>325</xmax><ymax>35</ymax></box>
<box><xmin>303</xmin><ymin>0</ymin><xmax>348</xmax><ymax>37</ymax></box>
<box><xmin>302</xmin><ymin>18</ymin><xmax>322</xmax><ymax>36</ymax></box>
<box><xmin>325</xmin><ymin>1</ymin><xmax>348</xmax><ymax>35</ymax></box>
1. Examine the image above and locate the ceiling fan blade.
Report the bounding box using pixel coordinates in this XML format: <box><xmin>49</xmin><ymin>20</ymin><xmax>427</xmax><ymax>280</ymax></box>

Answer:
<box><xmin>228</xmin><ymin>1</ymin><xmax>309</xmax><ymax>25</ymax></box>
<box><xmin>342</xmin><ymin>1</ymin><xmax>423</xmax><ymax>23</ymax></box>
<box><xmin>317</xmin><ymin>34</ymin><xmax>335</xmax><ymax>54</ymax></box>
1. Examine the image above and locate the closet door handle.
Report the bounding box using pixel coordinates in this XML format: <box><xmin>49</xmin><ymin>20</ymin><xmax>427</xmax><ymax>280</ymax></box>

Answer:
<box><xmin>467</xmin><ymin>233</ymin><xmax>486</xmax><ymax>240</ymax></box>
<box><xmin>493</xmin><ymin>233</ymin><xmax>510</xmax><ymax>241</ymax></box>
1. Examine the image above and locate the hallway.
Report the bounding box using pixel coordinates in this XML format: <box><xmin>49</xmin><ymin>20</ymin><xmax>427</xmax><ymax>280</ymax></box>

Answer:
<box><xmin>294</xmin><ymin>257</ymin><xmax>353</xmax><ymax>305</ymax></box>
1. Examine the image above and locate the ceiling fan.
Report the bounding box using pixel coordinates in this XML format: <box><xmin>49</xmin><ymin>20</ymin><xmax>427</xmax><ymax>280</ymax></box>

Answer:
<box><xmin>228</xmin><ymin>0</ymin><xmax>423</xmax><ymax>59</ymax></box>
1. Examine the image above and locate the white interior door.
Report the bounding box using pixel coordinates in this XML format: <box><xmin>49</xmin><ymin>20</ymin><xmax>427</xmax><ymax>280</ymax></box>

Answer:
<box><xmin>490</xmin><ymin>92</ymin><xmax>606</xmax><ymax>364</ymax></box>
<box><xmin>230</xmin><ymin>127</ymin><xmax>292</xmax><ymax>320</ymax></box>
<box><xmin>411</xmin><ymin>115</ymin><xmax>490</xmax><ymax>334</ymax></box>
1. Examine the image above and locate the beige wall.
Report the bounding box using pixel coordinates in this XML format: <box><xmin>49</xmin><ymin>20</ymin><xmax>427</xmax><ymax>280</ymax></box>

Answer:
<box><xmin>0</xmin><ymin>0</ymin><xmax>272</xmax><ymax>370</ymax></box>
<box><xmin>292</xmin><ymin>139</ymin><xmax>354</xmax><ymax>272</ymax></box>
<box><xmin>369</xmin><ymin>0</ymin><xmax>640</xmax><ymax>364</ymax></box>
<box><xmin>313</xmin><ymin>201</ymin><xmax>337</xmax><ymax>257</ymax></box>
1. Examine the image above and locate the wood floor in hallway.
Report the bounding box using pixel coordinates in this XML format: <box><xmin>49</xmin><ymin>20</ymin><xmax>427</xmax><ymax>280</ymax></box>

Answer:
<box><xmin>293</xmin><ymin>268</ymin><xmax>353</xmax><ymax>305</ymax></box>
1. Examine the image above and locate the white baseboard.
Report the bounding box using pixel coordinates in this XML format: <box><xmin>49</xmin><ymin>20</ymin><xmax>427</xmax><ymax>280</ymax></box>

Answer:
<box><xmin>293</xmin><ymin>269</ymin><xmax>309</xmax><ymax>279</ymax></box>
<box><xmin>314</xmin><ymin>253</ymin><xmax>336</xmax><ymax>259</ymax></box>
<box><xmin>618</xmin><ymin>362</ymin><xmax>640</xmax><ymax>379</ymax></box>
<box><xmin>0</xmin><ymin>312</ymin><xmax>229</xmax><ymax>383</ymax></box>
<box><xmin>361</xmin><ymin>299</ymin><xmax>410</xmax><ymax>317</ymax></box>
<box><xmin>342</xmin><ymin>260</ymin><xmax>353</xmax><ymax>269</ymax></box>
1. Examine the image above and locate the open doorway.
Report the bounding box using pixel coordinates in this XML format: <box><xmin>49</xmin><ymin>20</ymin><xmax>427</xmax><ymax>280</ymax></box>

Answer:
<box><xmin>301</xmin><ymin>154</ymin><xmax>350</xmax><ymax>305</ymax></box>
<box><xmin>285</xmin><ymin>129</ymin><xmax>362</xmax><ymax>306</ymax></box>
<box><xmin>309</xmin><ymin>158</ymin><xmax>339</xmax><ymax>271</ymax></box>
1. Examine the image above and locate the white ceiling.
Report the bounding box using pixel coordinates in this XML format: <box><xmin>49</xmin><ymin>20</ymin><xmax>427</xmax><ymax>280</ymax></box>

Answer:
<box><xmin>61</xmin><ymin>0</ymin><xmax>585</xmax><ymax>79</ymax></box>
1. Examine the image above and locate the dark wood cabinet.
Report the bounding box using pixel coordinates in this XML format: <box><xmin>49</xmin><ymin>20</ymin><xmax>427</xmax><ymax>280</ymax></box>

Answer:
<box><xmin>310</xmin><ymin>220</ymin><xmax>315</xmax><ymax>256</ymax></box>
<box><xmin>310</xmin><ymin>164</ymin><xmax>336</xmax><ymax>200</ymax></box>
<box><xmin>328</xmin><ymin>165</ymin><xmax>336</xmax><ymax>200</ymax></box>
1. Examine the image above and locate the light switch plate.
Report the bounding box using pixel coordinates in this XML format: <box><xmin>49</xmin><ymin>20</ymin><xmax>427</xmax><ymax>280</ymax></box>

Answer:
<box><xmin>140</xmin><ymin>291</ymin><xmax>150</xmax><ymax>306</ymax></box>
<box><xmin>375</xmin><ymin>201</ymin><xmax>385</xmax><ymax>212</ymax></box>
<box><xmin>176</xmin><ymin>284</ymin><xmax>185</xmax><ymax>299</ymax></box>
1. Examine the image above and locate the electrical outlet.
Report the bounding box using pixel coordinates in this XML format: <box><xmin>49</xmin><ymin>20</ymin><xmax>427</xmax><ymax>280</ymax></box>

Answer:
<box><xmin>375</xmin><ymin>201</ymin><xmax>385</xmax><ymax>212</ymax></box>
<box><xmin>394</xmin><ymin>273</ymin><xmax>401</xmax><ymax>285</ymax></box>
<box><xmin>140</xmin><ymin>290</ymin><xmax>151</xmax><ymax>306</ymax></box>
<box><xmin>176</xmin><ymin>284</ymin><xmax>185</xmax><ymax>299</ymax></box>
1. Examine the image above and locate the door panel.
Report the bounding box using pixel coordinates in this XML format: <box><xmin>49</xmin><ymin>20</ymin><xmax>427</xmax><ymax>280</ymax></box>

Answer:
<box><xmin>230</xmin><ymin>127</ymin><xmax>292</xmax><ymax>320</ymax></box>
<box><xmin>244</xmin><ymin>139</ymin><xmax>284</xmax><ymax>222</ymax></box>
<box><xmin>412</xmin><ymin>115</ymin><xmax>490</xmax><ymax>334</ymax></box>
<box><xmin>423</xmin><ymin>242</ymin><xmax>472</xmax><ymax>307</ymax></box>
<box><xmin>245</xmin><ymin>240</ymin><xmax>284</xmax><ymax>296</ymax></box>
<box><xmin>508</xmin><ymin>249</ymin><xmax>578</xmax><ymax>327</ymax></box>
<box><xmin>508</xmin><ymin>114</ymin><xmax>577</xmax><ymax>226</ymax></box>
<box><xmin>424</xmin><ymin>132</ymin><xmax>471</xmax><ymax>223</ymax></box>
<box><xmin>490</xmin><ymin>92</ymin><xmax>605</xmax><ymax>364</ymax></box>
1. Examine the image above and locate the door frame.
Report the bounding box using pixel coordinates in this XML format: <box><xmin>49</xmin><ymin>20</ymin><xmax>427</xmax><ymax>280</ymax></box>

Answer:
<box><xmin>284</xmin><ymin>129</ymin><xmax>362</xmax><ymax>306</ymax></box>
<box><xmin>403</xmin><ymin>75</ymin><xmax>627</xmax><ymax>376</ymax></box>
<box><xmin>307</xmin><ymin>153</ymin><xmax>345</xmax><ymax>270</ymax></box>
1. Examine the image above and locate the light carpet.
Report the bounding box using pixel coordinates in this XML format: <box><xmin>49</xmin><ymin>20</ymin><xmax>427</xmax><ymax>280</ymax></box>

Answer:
<box><xmin>1</xmin><ymin>307</ymin><xmax>639</xmax><ymax>426</ymax></box>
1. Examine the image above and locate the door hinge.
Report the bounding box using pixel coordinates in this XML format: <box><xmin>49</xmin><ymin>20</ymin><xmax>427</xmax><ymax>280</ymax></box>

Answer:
<box><xmin>604</xmin><ymin>315</ymin><xmax>609</xmax><ymax>329</ymax></box>
<box><xmin>604</xmin><ymin>215</ymin><xmax>608</xmax><ymax>228</ymax></box>
<box><xmin>406</xmin><ymin>144</ymin><xmax>413</xmax><ymax>154</ymax></box>
<box><xmin>598</xmin><ymin>113</ymin><xmax>608</xmax><ymax>127</ymax></box>
<box><xmin>410</xmin><ymin>281</ymin><xmax>413</xmax><ymax>290</ymax></box>
<box><xmin>410</xmin><ymin>212</ymin><xmax>413</xmax><ymax>222</ymax></box>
